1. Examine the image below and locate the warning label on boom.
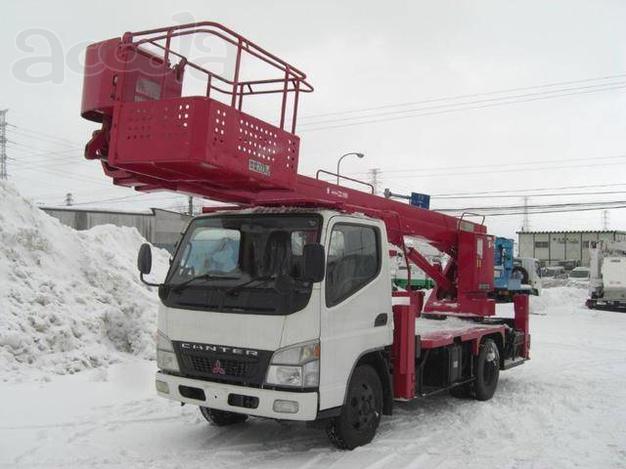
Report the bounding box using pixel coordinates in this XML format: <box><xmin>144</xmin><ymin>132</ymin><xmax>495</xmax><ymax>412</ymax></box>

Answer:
<box><xmin>248</xmin><ymin>159</ymin><xmax>271</xmax><ymax>176</ymax></box>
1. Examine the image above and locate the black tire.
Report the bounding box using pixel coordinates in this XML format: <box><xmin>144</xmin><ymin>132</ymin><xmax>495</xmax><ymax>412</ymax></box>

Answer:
<box><xmin>326</xmin><ymin>365</ymin><xmax>383</xmax><ymax>450</ymax></box>
<box><xmin>473</xmin><ymin>339</ymin><xmax>500</xmax><ymax>401</ymax></box>
<box><xmin>199</xmin><ymin>407</ymin><xmax>248</xmax><ymax>426</ymax></box>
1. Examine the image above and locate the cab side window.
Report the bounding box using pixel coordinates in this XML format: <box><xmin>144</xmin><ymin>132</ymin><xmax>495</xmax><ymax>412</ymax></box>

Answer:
<box><xmin>326</xmin><ymin>224</ymin><xmax>380</xmax><ymax>306</ymax></box>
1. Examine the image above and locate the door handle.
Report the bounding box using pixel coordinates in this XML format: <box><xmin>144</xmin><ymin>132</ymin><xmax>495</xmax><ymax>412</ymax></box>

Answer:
<box><xmin>374</xmin><ymin>313</ymin><xmax>388</xmax><ymax>327</ymax></box>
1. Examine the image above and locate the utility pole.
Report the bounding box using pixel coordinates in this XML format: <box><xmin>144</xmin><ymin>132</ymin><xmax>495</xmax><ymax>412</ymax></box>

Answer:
<box><xmin>521</xmin><ymin>196</ymin><xmax>530</xmax><ymax>232</ymax></box>
<box><xmin>368</xmin><ymin>168</ymin><xmax>381</xmax><ymax>195</ymax></box>
<box><xmin>65</xmin><ymin>193</ymin><xmax>74</xmax><ymax>206</ymax></box>
<box><xmin>0</xmin><ymin>109</ymin><xmax>8</xmax><ymax>180</ymax></box>
<box><xmin>602</xmin><ymin>210</ymin><xmax>609</xmax><ymax>230</ymax></box>
<box><xmin>187</xmin><ymin>195</ymin><xmax>193</xmax><ymax>215</ymax></box>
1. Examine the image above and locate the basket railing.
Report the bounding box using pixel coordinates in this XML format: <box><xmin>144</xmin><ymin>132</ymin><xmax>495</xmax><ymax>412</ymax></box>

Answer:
<box><xmin>123</xmin><ymin>22</ymin><xmax>314</xmax><ymax>133</ymax></box>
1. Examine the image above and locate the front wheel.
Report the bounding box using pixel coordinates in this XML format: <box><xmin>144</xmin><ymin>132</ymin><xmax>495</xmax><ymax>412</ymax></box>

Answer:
<box><xmin>199</xmin><ymin>407</ymin><xmax>248</xmax><ymax>426</ymax></box>
<box><xmin>473</xmin><ymin>338</ymin><xmax>500</xmax><ymax>401</ymax></box>
<box><xmin>326</xmin><ymin>365</ymin><xmax>382</xmax><ymax>450</ymax></box>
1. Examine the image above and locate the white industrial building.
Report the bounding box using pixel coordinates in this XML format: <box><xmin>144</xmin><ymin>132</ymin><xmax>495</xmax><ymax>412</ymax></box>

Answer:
<box><xmin>517</xmin><ymin>230</ymin><xmax>626</xmax><ymax>267</ymax></box>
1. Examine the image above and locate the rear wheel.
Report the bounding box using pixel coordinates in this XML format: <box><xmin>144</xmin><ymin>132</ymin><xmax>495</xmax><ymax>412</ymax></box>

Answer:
<box><xmin>473</xmin><ymin>339</ymin><xmax>500</xmax><ymax>401</ymax></box>
<box><xmin>199</xmin><ymin>407</ymin><xmax>248</xmax><ymax>426</ymax></box>
<box><xmin>326</xmin><ymin>365</ymin><xmax>382</xmax><ymax>450</ymax></box>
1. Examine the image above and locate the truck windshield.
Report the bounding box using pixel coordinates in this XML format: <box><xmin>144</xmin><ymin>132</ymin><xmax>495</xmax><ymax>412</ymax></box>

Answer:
<box><xmin>569</xmin><ymin>270</ymin><xmax>589</xmax><ymax>278</ymax></box>
<box><xmin>543</xmin><ymin>269</ymin><xmax>561</xmax><ymax>277</ymax></box>
<box><xmin>162</xmin><ymin>214</ymin><xmax>322</xmax><ymax>315</ymax></box>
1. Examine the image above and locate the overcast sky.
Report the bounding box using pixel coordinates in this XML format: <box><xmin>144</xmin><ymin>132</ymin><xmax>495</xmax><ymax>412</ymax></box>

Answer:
<box><xmin>2</xmin><ymin>0</ymin><xmax>626</xmax><ymax>239</ymax></box>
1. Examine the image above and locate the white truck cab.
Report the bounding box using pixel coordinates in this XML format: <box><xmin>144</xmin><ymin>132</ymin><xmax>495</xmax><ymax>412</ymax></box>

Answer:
<box><xmin>513</xmin><ymin>257</ymin><xmax>542</xmax><ymax>296</ymax></box>
<box><xmin>137</xmin><ymin>205</ymin><xmax>529</xmax><ymax>449</ymax></box>
<box><xmin>588</xmin><ymin>241</ymin><xmax>626</xmax><ymax>310</ymax></box>
<box><xmin>150</xmin><ymin>208</ymin><xmax>394</xmax><ymax>442</ymax></box>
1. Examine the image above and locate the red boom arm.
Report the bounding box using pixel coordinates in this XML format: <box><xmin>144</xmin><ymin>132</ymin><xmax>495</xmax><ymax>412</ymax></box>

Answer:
<box><xmin>80</xmin><ymin>22</ymin><xmax>495</xmax><ymax>317</ymax></box>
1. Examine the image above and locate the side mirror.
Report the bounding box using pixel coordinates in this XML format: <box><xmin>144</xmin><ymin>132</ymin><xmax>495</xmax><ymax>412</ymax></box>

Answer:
<box><xmin>303</xmin><ymin>243</ymin><xmax>325</xmax><ymax>282</ymax></box>
<box><xmin>137</xmin><ymin>243</ymin><xmax>152</xmax><ymax>275</ymax></box>
<box><xmin>137</xmin><ymin>243</ymin><xmax>160</xmax><ymax>287</ymax></box>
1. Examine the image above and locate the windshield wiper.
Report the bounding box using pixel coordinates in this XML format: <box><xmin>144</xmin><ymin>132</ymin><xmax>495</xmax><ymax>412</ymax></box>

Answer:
<box><xmin>171</xmin><ymin>273</ymin><xmax>238</xmax><ymax>292</ymax></box>
<box><xmin>225</xmin><ymin>275</ymin><xmax>274</xmax><ymax>296</ymax></box>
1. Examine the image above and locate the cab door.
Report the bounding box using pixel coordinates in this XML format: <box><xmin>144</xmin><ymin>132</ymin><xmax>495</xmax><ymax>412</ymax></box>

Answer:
<box><xmin>318</xmin><ymin>216</ymin><xmax>393</xmax><ymax>411</ymax></box>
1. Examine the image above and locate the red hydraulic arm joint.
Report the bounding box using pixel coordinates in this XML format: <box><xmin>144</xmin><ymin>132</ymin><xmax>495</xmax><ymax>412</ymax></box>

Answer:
<box><xmin>405</xmin><ymin>247</ymin><xmax>453</xmax><ymax>295</ymax></box>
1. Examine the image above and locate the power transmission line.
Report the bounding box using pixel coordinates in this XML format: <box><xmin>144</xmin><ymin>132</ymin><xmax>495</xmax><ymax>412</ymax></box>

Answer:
<box><xmin>8</xmin><ymin>149</ymin><xmax>82</xmax><ymax>169</ymax></box>
<box><xmin>478</xmin><ymin>205</ymin><xmax>626</xmax><ymax>217</ymax></box>
<box><xmin>301</xmin><ymin>79</ymin><xmax>626</xmax><ymax>128</ymax></box>
<box><xmin>299</xmin><ymin>82</ymin><xmax>626</xmax><ymax>132</ymax></box>
<box><xmin>432</xmin><ymin>190</ymin><xmax>626</xmax><ymax>200</ymax></box>
<box><xmin>67</xmin><ymin>194</ymin><xmax>175</xmax><ymax>206</ymax></box>
<box><xmin>431</xmin><ymin>182</ymin><xmax>626</xmax><ymax>197</ymax></box>
<box><xmin>372</xmin><ymin>159</ymin><xmax>626</xmax><ymax>180</ymax></box>
<box><xmin>6</xmin><ymin>139</ymin><xmax>82</xmax><ymax>159</ymax></box>
<box><xmin>349</xmin><ymin>152</ymin><xmax>626</xmax><ymax>176</ymax></box>
<box><xmin>11</xmin><ymin>161</ymin><xmax>112</xmax><ymax>187</ymax></box>
<box><xmin>43</xmin><ymin>192</ymin><xmax>187</xmax><ymax>207</ymax></box>
<box><xmin>4</xmin><ymin>138</ymin><xmax>107</xmax><ymax>186</ymax></box>
<box><xmin>436</xmin><ymin>200</ymin><xmax>626</xmax><ymax>213</ymax></box>
<box><xmin>7</xmin><ymin>123</ymin><xmax>81</xmax><ymax>148</ymax></box>
<box><xmin>300</xmin><ymin>72</ymin><xmax>626</xmax><ymax>121</ymax></box>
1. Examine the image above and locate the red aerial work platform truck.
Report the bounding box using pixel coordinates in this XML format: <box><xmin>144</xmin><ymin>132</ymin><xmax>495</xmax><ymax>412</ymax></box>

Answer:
<box><xmin>81</xmin><ymin>22</ymin><xmax>530</xmax><ymax>449</ymax></box>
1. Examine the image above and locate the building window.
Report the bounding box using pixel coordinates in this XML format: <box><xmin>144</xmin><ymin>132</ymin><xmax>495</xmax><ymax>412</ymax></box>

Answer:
<box><xmin>534</xmin><ymin>241</ymin><xmax>549</xmax><ymax>248</ymax></box>
<box><xmin>582</xmin><ymin>241</ymin><xmax>590</xmax><ymax>248</ymax></box>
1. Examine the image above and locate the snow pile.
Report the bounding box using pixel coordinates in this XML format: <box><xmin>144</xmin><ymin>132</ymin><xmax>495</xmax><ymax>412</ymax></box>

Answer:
<box><xmin>0</xmin><ymin>182</ymin><xmax>170</xmax><ymax>380</ymax></box>
<box><xmin>564</xmin><ymin>279</ymin><xmax>591</xmax><ymax>289</ymax></box>
<box><xmin>531</xmin><ymin>285</ymin><xmax>588</xmax><ymax>315</ymax></box>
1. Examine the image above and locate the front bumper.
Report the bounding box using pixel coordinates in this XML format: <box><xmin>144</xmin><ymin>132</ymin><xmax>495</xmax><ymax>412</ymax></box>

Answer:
<box><xmin>155</xmin><ymin>371</ymin><xmax>318</xmax><ymax>421</ymax></box>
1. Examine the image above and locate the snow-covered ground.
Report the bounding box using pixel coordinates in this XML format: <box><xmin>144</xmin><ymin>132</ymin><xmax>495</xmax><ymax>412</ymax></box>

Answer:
<box><xmin>1</xmin><ymin>183</ymin><xmax>625</xmax><ymax>468</ymax></box>
<box><xmin>0</xmin><ymin>288</ymin><xmax>624</xmax><ymax>468</ymax></box>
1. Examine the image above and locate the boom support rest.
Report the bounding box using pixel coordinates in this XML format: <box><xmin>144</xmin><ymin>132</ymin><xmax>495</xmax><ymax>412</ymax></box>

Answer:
<box><xmin>392</xmin><ymin>291</ymin><xmax>423</xmax><ymax>399</ymax></box>
<box><xmin>513</xmin><ymin>294</ymin><xmax>530</xmax><ymax>358</ymax></box>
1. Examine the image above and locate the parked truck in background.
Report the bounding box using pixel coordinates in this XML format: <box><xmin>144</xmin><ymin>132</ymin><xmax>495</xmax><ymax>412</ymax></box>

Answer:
<box><xmin>568</xmin><ymin>266</ymin><xmax>591</xmax><ymax>286</ymax></box>
<box><xmin>80</xmin><ymin>22</ymin><xmax>531</xmax><ymax>449</ymax></box>
<box><xmin>514</xmin><ymin>256</ymin><xmax>542</xmax><ymax>295</ymax></box>
<box><xmin>493</xmin><ymin>237</ymin><xmax>541</xmax><ymax>300</ymax></box>
<box><xmin>587</xmin><ymin>241</ymin><xmax>626</xmax><ymax>311</ymax></box>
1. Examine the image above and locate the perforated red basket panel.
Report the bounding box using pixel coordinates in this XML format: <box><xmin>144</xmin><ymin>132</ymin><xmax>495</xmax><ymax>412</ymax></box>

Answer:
<box><xmin>109</xmin><ymin>97</ymin><xmax>300</xmax><ymax>191</ymax></box>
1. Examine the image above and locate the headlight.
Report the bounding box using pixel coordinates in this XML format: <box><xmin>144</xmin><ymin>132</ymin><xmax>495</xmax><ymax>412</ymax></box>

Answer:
<box><xmin>156</xmin><ymin>331</ymin><xmax>180</xmax><ymax>372</ymax></box>
<box><xmin>265</xmin><ymin>341</ymin><xmax>320</xmax><ymax>388</ymax></box>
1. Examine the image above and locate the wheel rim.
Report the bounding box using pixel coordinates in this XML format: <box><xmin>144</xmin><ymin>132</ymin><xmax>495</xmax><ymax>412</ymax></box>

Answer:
<box><xmin>483</xmin><ymin>344</ymin><xmax>498</xmax><ymax>384</ymax></box>
<box><xmin>348</xmin><ymin>382</ymin><xmax>378</xmax><ymax>431</ymax></box>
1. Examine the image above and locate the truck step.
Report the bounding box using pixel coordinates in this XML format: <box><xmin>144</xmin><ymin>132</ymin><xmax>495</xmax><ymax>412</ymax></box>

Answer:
<box><xmin>502</xmin><ymin>357</ymin><xmax>527</xmax><ymax>370</ymax></box>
